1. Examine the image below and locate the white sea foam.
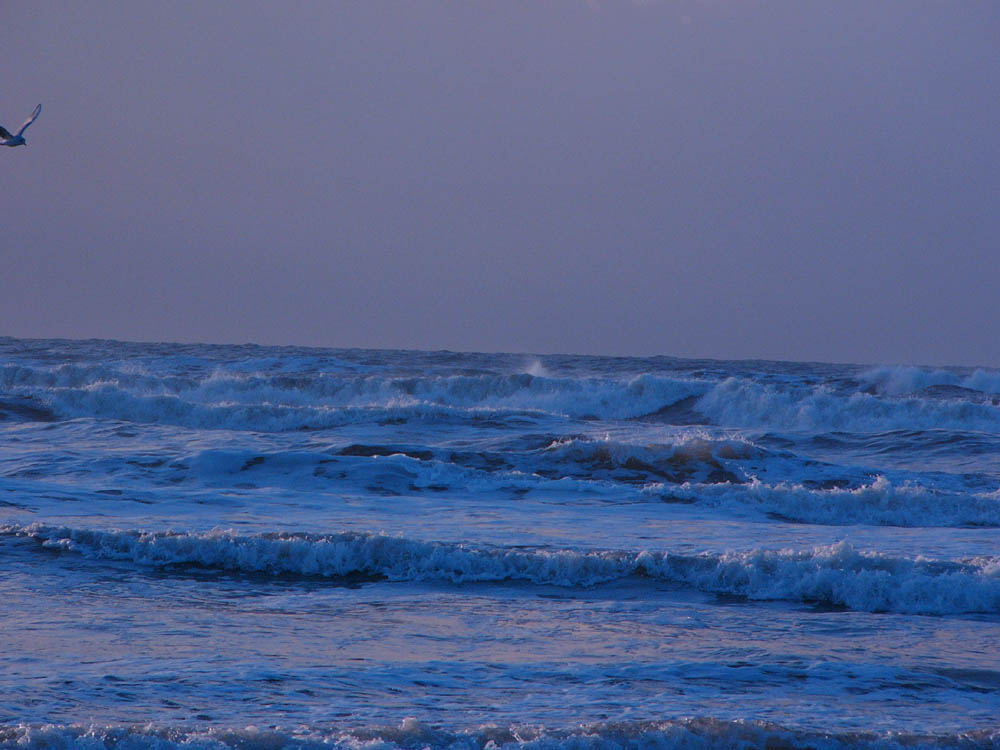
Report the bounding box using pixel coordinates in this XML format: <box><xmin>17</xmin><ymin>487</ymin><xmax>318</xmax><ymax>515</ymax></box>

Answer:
<box><xmin>4</xmin><ymin>340</ymin><xmax>1000</xmax><ymax>736</ymax></box>
<box><xmin>695</xmin><ymin>377</ymin><xmax>1000</xmax><ymax>434</ymax></box>
<box><xmin>6</xmin><ymin>359</ymin><xmax>1000</xmax><ymax>437</ymax></box>
<box><xmin>6</xmin><ymin>524</ymin><xmax>998</xmax><ymax>615</ymax></box>
<box><xmin>2</xmin><ymin>718</ymin><xmax>996</xmax><ymax>750</ymax></box>
<box><xmin>859</xmin><ymin>365</ymin><xmax>1000</xmax><ymax>397</ymax></box>
<box><xmin>0</xmin><ymin>363</ymin><xmax>708</xmax><ymax>429</ymax></box>
<box><xmin>648</xmin><ymin>476</ymin><xmax>1000</xmax><ymax>528</ymax></box>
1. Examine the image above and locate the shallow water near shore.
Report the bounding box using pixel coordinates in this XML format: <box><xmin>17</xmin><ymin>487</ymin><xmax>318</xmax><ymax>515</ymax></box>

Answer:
<box><xmin>1</xmin><ymin>337</ymin><xmax>998</xmax><ymax>748</ymax></box>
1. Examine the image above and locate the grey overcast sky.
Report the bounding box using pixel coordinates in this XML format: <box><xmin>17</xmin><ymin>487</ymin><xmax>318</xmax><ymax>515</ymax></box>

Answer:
<box><xmin>2</xmin><ymin>1</ymin><xmax>998</xmax><ymax>365</ymax></box>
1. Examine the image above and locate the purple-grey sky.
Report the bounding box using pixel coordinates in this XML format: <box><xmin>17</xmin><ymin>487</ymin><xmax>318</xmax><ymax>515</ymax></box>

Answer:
<box><xmin>3</xmin><ymin>1</ymin><xmax>998</xmax><ymax>365</ymax></box>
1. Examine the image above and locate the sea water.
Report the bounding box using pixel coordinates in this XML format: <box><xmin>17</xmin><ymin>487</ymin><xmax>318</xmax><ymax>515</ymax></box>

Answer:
<box><xmin>1</xmin><ymin>337</ymin><xmax>998</xmax><ymax>749</ymax></box>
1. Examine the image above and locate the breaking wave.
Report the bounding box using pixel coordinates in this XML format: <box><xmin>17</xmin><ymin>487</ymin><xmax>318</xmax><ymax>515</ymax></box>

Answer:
<box><xmin>0</xmin><ymin>363</ymin><xmax>707</xmax><ymax>429</ymax></box>
<box><xmin>650</xmin><ymin>476</ymin><xmax>1000</xmax><ymax>528</ymax></box>
<box><xmin>695</xmin><ymin>377</ymin><xmax>1000</xmax><ymax>434</ymax></box>
<box><xmin>5</xmin><ymin>357</ymin><xmax>1000</xmax><ymax>438</ymax></box>
<box><xmin>859</xmin><ymin>365</ymin><xmax>1000</xmax><ymax>398</ymax></box>
<box><xmin>1</xmin><ymin>718</ymin><xmax>997</xmax><ymax>750</ymax></box>
<box><xmin>6</xmin><ymin>524</ymin><xmax>999</xmax><ymax>616</ymax></box>
<box><xmin>5</xmin><ymin>359</ymin><xmax>1000</xmax><ymax>438</ymax></box>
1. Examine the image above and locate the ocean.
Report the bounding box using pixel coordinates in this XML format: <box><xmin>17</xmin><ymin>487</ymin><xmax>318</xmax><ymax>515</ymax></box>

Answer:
<box><xmin>1</xmin><ymin>337</ymin><xmax>998</xmax><ymax>749</ymax></box>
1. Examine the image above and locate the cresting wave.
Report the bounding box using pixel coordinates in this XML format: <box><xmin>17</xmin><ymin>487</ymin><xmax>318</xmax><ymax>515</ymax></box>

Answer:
<box><xmin>4</xmin><ymin>359</ymin><xmax>1000</xmax><ymax>434</ymax></box>
<box><xmin>6</xmin><ymin>524</ymin><xmax>1000</xmax><ymax>615</ymax></box>
<box><xmin>2</xmin><ymin>719</ymin><xmax>998</xmax><ymax>750</ymax></box>
<box><xmin>179</xmin><ymin>443</ymin><xmax>1000</xmax><ymax>527</ymax></box>
<box><xmin>696</xmin><ymin>377</ymin><xmax>1000</xmax><ymax>434</ymax></box>
<box><xmin>648</xmin><ymin>476</ymin><xmax>1000</xmax><ymax>528</ymax></box>
<box><xmin>859</xmin><ymin>365</ymin><xmax>1000</xmax><ymax>398</ymax></box>
<box><xmin>0</xmin><ymin>363</ymin><xmax>708</xmax><ymax>428</ymax></box>
<box><xmin>121</xmin><ymin>435</ymin><xmax>756</xmax><ymax>492</ymax></box>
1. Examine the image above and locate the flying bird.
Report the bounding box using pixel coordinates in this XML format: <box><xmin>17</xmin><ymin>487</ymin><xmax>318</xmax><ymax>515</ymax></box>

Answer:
<box><xmin>1</xmin><ymin>104</ymin><xmax>41</xmax><ymax>147</ymax></box>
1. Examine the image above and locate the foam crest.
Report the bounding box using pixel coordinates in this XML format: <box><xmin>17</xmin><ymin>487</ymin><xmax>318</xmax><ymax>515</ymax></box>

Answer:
<box><xmin>10</xmin><ymin>356</ymin><xmax>1000</xmax><ymax>436</ymax></box>
<box><xmin>860</xmin><ymin>366</ymin><xmax>1000</xmax><ymax>397</ymax></box>
<box><xmin>2</xmin><ymin>361</ymin><xmax>707</xmax><ymax>429</ymax></box>
<box><xmin>6</xmin><ymin>524</ymin><xmax>999</xmax><ymax>615</ymax></box>
<box><xmin>696</xmin><ymin>377</ymin><xmax>1000</xmax><ymax>434</ymax></box>
<box><xmin>1</xmin><ymin>719</ymin><xmax>996</xmax><ymax>750</ymax></box>
<box><xmin>651</xmin><ymin>476</ymin><xmax>1000</xmax><ymax>528</ymax></box>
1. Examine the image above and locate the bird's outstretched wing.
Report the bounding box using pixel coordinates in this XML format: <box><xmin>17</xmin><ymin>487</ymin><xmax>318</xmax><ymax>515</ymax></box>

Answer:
<box><xmin>0</xmin><ymin>125</ymin><xmax>11</xmax><ymax>140</ymax></box>
<box><xmin>15</xmin><ymin>104</ymin><xmax>41</xmax><ymax>137</ymax></box>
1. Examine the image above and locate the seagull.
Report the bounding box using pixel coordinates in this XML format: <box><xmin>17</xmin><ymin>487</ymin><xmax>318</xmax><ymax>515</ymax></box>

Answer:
<box><xmin>0</xmin><ymin>104</ymin><xmax>41</xmax><ymax>147</ymax></box>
